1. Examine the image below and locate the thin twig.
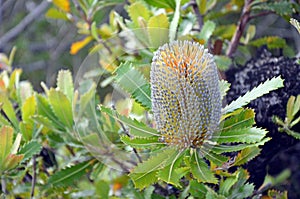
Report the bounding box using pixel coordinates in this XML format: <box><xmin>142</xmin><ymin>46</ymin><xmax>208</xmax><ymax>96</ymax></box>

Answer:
<box><xmin>226</xmin><ymin>0</ymin><xmax>253</xmax><ymax>58</ymax></box>
<box><xmin>112</xmin><ymin>105</ymin><xmax>143</xmax><ymax>163</ymax></box>
<box><xmin>249</xmin><ymin>11</ymin><xmax>274</xmax><ymax>21</ymax></box>
<box><xmin>31</xmin><ymin>155</ymin><xmax>37</xmax><ymax>199</ymax></box>
<box><xmin>190</xmin><ymin>0</ymin><xmax>203</xmax><ymax>30</ymax></box>
<box><xmin>0</xmin><ymin>1</ymin><xmax>50</xmax><ymax>48</ymax></box>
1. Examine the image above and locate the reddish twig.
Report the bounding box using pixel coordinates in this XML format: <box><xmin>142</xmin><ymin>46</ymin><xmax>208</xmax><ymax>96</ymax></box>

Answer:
<box><xmin>226</xmin><ymin>0</ymin><xmax>253</xmax><ymax>58</ymax></box>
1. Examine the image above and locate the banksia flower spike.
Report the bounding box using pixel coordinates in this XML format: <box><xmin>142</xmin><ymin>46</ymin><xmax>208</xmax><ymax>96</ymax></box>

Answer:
<box><xmin>151</xmin><ymin>40</ymin><xmax>221</xmax><ymax>149</ymax></box>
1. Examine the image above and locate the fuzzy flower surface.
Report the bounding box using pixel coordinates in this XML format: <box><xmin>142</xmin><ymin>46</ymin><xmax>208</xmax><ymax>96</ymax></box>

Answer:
<box><xmin>150</xmin><ymin>40</ymin><xmax>221</xmax><ymax>149</ymax></box>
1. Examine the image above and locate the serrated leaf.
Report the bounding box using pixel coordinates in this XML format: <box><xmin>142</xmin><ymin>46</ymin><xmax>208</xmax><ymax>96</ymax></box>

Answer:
<box><xmin>223</xmin><ymin>76</ymin><xmax>284</xmax><ymax>114</ymax></box>
<box><xmin>290</xmin><ymin>18</ymin><xmax>300</xmax><ymax>34</ymax></box>
<box><xmin>206</xmin><ymin>187</ymin><xmax>226</xmax><ymax>199</ymax></box>
<box><xmin>234</xmin><ymin>146</ymin><xmax>261</xmax><ymax>166</ymax></box>
<box><xmin>0</xmin><ymin>93</ymin><xmax>18</xmax><ymax>129</ymax></box>
<box><xmin>19</xmin><ymin>121</ymin><xmax>34</xmax><ymax>141</ymax></box>
<box><xmin>127</xmin><ymin>2</ymin><xmax>150</xmax><ymax>27</ymax></box>
<box><xmin>129</xmin><ymin>170</ymin><xmax>158</xmax><ymax>190</ymax></box>
<box><xmin>198</xmin><ymin>20</ymin><xmax>216</xmax><ymax>42</ymax></box>
<box><xmin>219</xmin><ymin>80</ymin><xmax>230</xmax><ymax>100</ymax></box>
<box><xmin>32</xmin><ymin>115</ymin><xmax>61</xmax><ymax>134</ymax></box>
<box><xmin>219</xmin><ymin>175</ymin><xmax>238</xmax><ymax>196</ymax></box>
<box><xmin>253</xmin><ymin>1</ymin><xmax>293</xmax><ymax>16</ymax></box>
<box><xmin>57</xmin><ymin>70</ymin><xmax>74</xmax><ymax>102</ymax></box>
<box><xmin>48</xmin><ymin>89</ymin><xmax>73</xmax><ymax>129</ymax></box>
<box><xmin>189</xmin><ymin>180</ymin><xmax>207</xmax><ymax>198</ymax></box>
<box><xmin>169</xmin><ymin>0</ymin><xmax>181</xmax><ymax>41</ymax></box>
<box><xmin>132</xmin><ymin>147</ymin><xmax>178</xmax><ymax>173</ymax></box>
<box><xmin>144</xmin><ymin>0</ymin><xmax>175</xmax><ymax>8</ymax></box>
<box><xmin>210</xmin><ymin>138</ymin><xmax>270</xmax><ymax>154</ymax></box>
<box><xmin>35</xmin><ymin>94</ymin><xmax>64</xmax><ymax>129</ymax></box>
<box><xmin>114</xmin><ymin>62</ymin><xmax>151</xmax><ymax>109</ymax></box>
<box><xmin>202</xmin><ymin>150</ymin><xmax>228</xmax><ymax>166</ymax></box>
<box><xmin>190</xmin><ymin>152</ymin><xmax>218</xmax><ymax>184</ymax></box>
<box><xmin>21</xmin><ymin>95</ymin><xmax>36</xmax><ymax>123</ymax></box>
<box><xmin>47</xmin><ymin>160</ymin><xmax>94</xmax><ymax>187</ymax></box>
<box><xmin>100</xmin><ymin>105</ymin><xmax>159</xmax><ymax>137</ymax></box>
<box><xmin>18</xmin><ymin>141</ymin><xmax>42</xmax><ymax>163</ymax></box>
<box><xmin>120</xmin><ymin>136</ymin><xmax>164</xmax><ymax>148</ymax></box>
<box><xmin>214</xmin><ymin>127</ymin><xmax>268</xmax><ymax>144</ymax></box>
<box><xmin>157</xmin><ymin>151</ymin><xmax>186</xmax><ymax>187</ymax></box>
<box><xmin>249</xmin><ymin>36</ymin><xmax>286</xmax><ymax>49</ymax></box>
<box><xmin>147</xmin><ymin>14</ymin><xmax>169</xmax><ymax>48</ymax></box>
<box><xmin>221</xmin><ymin>108</ymin><xmax>255</xmax><ymax>132</ymax></box>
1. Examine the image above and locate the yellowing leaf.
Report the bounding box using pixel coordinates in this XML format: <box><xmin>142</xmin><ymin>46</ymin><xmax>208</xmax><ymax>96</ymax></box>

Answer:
<box><xmin>127</xmin><ymin>2</ymin><xmax>150</xmax><ymax>27</ymax></box>
<box><xmin>70</xmin><ymin>36</ymin><xmax>92</xmax><ymax>55</ymax></box>
<box><xmin>52</xmin><ymin>0</ymin><xmax>70</xmax><ymax>12</ymax></box>
<box><xmin>147</xmin><ymin>14</ymin><xmax>169</xmax><ymax>48</ymax></box>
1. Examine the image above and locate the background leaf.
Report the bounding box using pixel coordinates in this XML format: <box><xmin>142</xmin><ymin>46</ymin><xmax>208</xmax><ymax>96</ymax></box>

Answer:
<box><xmin>47</xmin><ymin>160</ymin><xmax>94</xmax><ymax>187</ymax></box>
<box><xmin>114</xmin><ymin>62</ymin><xmax>151</xmax><ymax>109</ymax></box>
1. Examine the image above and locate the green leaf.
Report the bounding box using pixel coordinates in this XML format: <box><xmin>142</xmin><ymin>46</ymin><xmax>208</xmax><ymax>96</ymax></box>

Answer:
<box><xmin>127</xmin><ymin>2</ymin><xmax>150</xmax><ymax>27</ymax></box>
<box><xmin>18</xmin><ymin>141</ymin><xmax>42</xmax><ymax>163</ymax></box>
<box><xmin>32</xmin><ymin>115</ymin><xmax>61</xmax><ymax>134</ymax></box>
<box><xmin>214</xmin><ymin>127</ymin><xmax>268</xmax><ymax>144</ymax></box>
<box><xmin>252</xmin><ymin>1</ymin><xmax>294</xmax><ymax>16</ymax></box>
<box><xmin>120</xmin><ymin>136</ymin><xmax>164</xmax><ymax>148</ymax></box>
<box><xmin>91</xmin><ymin>21</ymin><xmax>99</xmax><ymax>41</ymax></box>
<box><xmin>205</xmin><ymin>186</ymin><xmax>226</xmax><ymax>199</ymax></box>
<box><xmin>249</xmin><ymin>36</ymin><xmax>286</xmax><ymax>49</ymax></box>
<box><xmin>0</xmin><ymin>94</ymin><xmax>18</xmax><ymax>129</ymax></box>
<box><xmin>45</xmin><ymin>7</ymin><xmax>69</xmax><ymax>20</ymax></box>
<box><xmin>169</xmin><ymin>0</ymin><xmax>181</xmax><ymax>41</ymax></box>
<box><xmin>56</xmin><ymin>70</ymin><xmax>74</xmax><ymax>102</ymax></box>
<box><xmin>0</xmin><ymin>126</ymin><xmax>14</xmax><ymax>164</ymax></box>
<box><xmin>210</xmin><ymin>138</ymin><xmax>270</xmax><ymax>154</ymax></box>
<box><xmin>221</xmin><ymin>108</ymin><xmax>255</xmax><ymax>132</ymax></box>
<box><xmin>219</xmin><ymin>80</ymin><xmax>230</xmax><ymax>100</ymax></box>
<box><xmin>78</xmin><ymin>82</ymin><xmax>96</xmax><ymax>118</ymax></box>
<box><xmin>21</xmin><ymin>95</ymin><xmax>36</xmax><ymax>123</ymax></box>
<box><xmin>223</xmin><ymin>76</ymin><xmax>284</xmax><ymax>114</ymax></box>
<box><xmin>229</xmin><ymin>182</ymin><xmax>254</xmax><ymax>199</ymax></box>
<box><xmin>190</xmin><ymin>151</ymin><xmax>217</xmax><ymax>184</ymax></box>
<box><xmin>219</xmin><ymin>175</ymin><xmax>238</xmax><ymax>196</ymax></box>
<box><xmin>157</xmin><ymin>151</ymin><xmax>186</xmax><ymax>187</ymax></box>
<box><xmin>189</xmin><ymin>180</ymin><xmax>207</xmax><ymax>198</ymax></box>
<box><xmin>147</xmin><ymin>14</ymin><xmax>169</xmax><ymax>48</ymax></box>
<box><xmin>47</xmin><ymin>160</ymin><xmax>94</xmax><ymax>187</ymax></box>
<box><xmin>292</xmin><ymin>95</ymin><xmax>300</xmax><ymax>117</ymax></box>
<box><xmin>234</xmin><ymin>146</ymin><xmax>261</xmax><ymax>166</ymax></box>
<box><xmin>95</xmin><ymin>180</ymin><xmax>109</xmax><ymax>199</ymax></box>
<box><xmin>202</xmin><ymin>150</ymin><xmax>228</xmax><ymax>166</ymax></box>
<box><xmin>100</xmin><ymin>106</ymin><xmax>159</xmax><ymax>137</ymax></box>
<box><xmin>197</xmin><ymin>20</ymin><xmax>216</xmax><ymax>42</ymax></box>
<box><xmin>48</xmin><ymin>89</ymin><xmax>73</xmax><ymax>129</ymax></box>
<box><xmin>129</xmin><ymin>170</ymin><xmax>158</xmax><ymax>190</ymax></box>
<box><xmin>19</xmin><ymin>121</ymin><xmax>34</xmax><ymax>141</ymax></box>
<box><xmin>144</xmin><ymin>0</ymin><xmax>175</xmax><ymax>9</ymax></box>
<box><xmin>215</xmin><ymin>55</ymin><xmax>231</xmax><ymax>71</ymax></box>
<box><xmin>114</xmin><ymin>62</ymin><xmax>151</xmax><ymax>109</ymax></box>
<box><xmin>35</xmin><ymin>94</ymin><xmax>64</xmax><ymax>129</ymax></box>
<box><xmin>132</xmin><ymin>147</ymin><xmax>178</xmax><ymax>173</ymax></box>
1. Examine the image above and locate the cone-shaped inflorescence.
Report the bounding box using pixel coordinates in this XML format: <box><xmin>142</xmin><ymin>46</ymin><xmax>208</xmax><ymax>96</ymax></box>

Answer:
<box><xmin>151</xmin><ymin>40</ymin><xmax>221</xmax><ymax>149</ymax></box>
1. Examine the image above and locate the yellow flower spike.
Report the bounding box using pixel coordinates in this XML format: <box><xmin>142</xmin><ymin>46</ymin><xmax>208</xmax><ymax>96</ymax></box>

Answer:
<box><xmin>151</xmin><ymin>40</ymin><xmax>221</xmax><ymax>149</ymax></box>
